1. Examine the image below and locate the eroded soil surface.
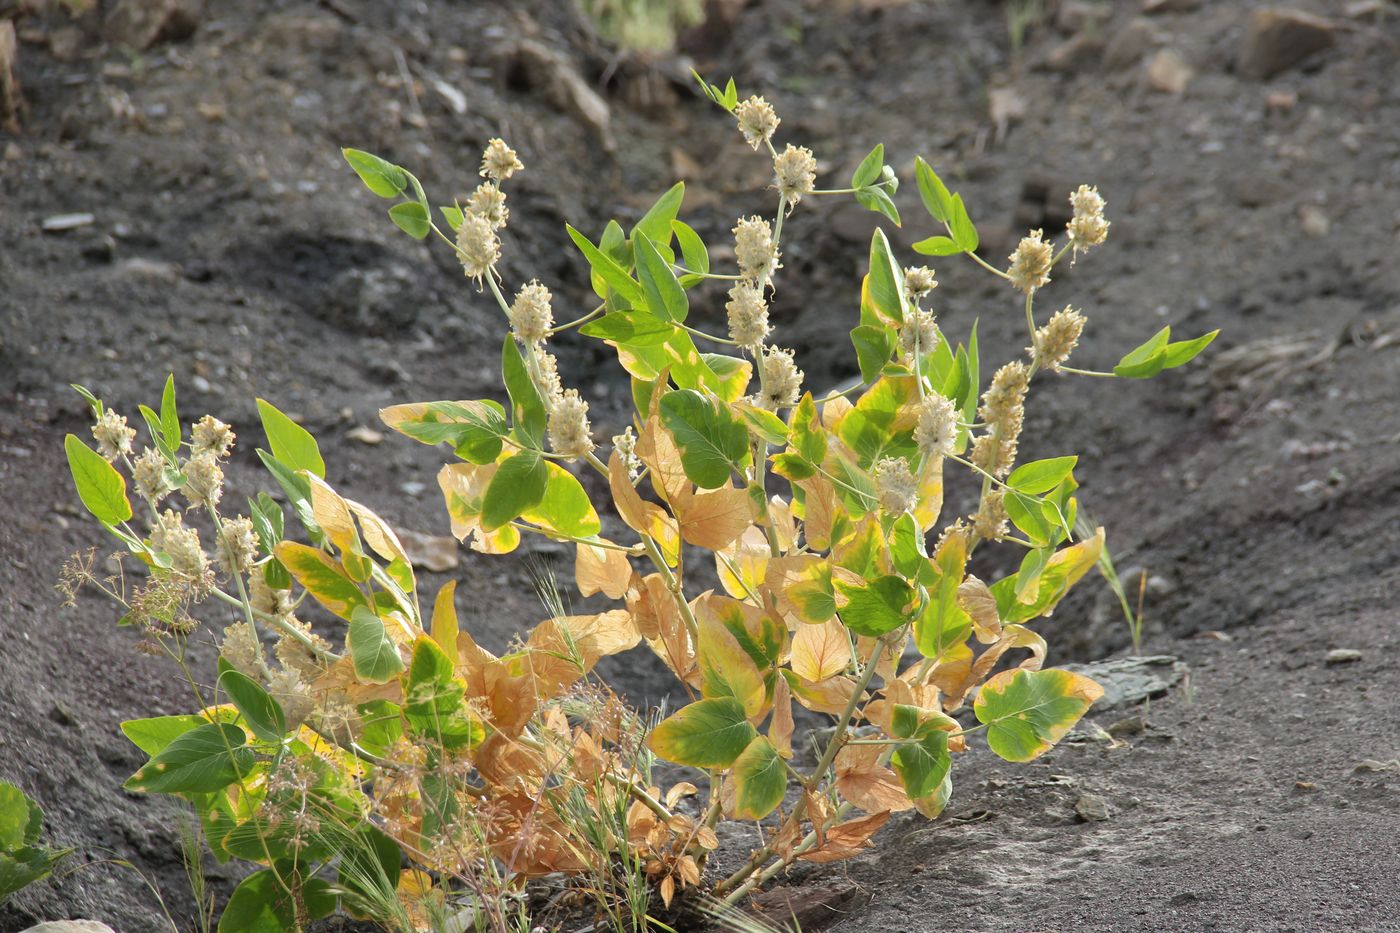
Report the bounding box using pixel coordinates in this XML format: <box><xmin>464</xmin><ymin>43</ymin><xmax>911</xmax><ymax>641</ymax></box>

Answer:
<box><xmin>2</xmin><ymin>0</ymin><xmax>1398</xmax><ymax>930</ymax></box>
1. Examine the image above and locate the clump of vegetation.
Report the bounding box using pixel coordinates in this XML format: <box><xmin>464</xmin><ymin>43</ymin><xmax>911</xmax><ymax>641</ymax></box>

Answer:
<box><xmin>578</xmin><ymin>0</ymin><xmax>706</xmax><ymax>54</ymax></box>
<box><xmin>0</xmin><ymin>780</ymin><xmax>74</xmax><ymax>907</ymax></box>
<box><xmin>63</xmin><ymin>78</ymin><xmax>1213</xmax><ymax>931</ymax></box>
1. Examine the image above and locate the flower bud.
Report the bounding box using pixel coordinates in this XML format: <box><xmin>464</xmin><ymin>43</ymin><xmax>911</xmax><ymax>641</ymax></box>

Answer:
<box><xmin>773</xmin><ymin>144</ymin><xmax>817</xmax><ymax>206</ymax></box>
<box><xmin>915</xmin><ymin>394</ymin><xmax>958</xmax><ymax>459</ymax></box>
<box><xmin>904</xmin><ymin>265</ymin><xmax>938</xmax><ymax>301</ymax></box>
<box><xmin>900</xmin><ymin>309</ymin><xmax>939</xmax><ymax>360</ymax></box>
<box><xmin>612</xmin><ymin>426</ymin><xmax>641</xmax><ymax>482</ymax></box>
<box><xmin>218</xmin><ymin>515</ymin><xmax>257</xmax><ymax>577</ymax></box>
<box><xmin>182</xmin><ymin>453</ymin><xmax>224</xmax><ymax>510</ymax></box>
<box><xmin>1007</xmin><ymin>229</ymin><xmax>1053</xmax><ymax>294</ymax></box>
<box><xmin>1031</xmin><ymin>306</ymin><xmax>1086</xmax><ymax>372</ymax></box>
<box><xmin>757</xmin><ymin>346</ymin><xmax>803</xmax><ymax>411</ymax></box>
<box><xmin>151</xmin><ymin>509</ymin><xmax>208</xmax><ymax>579</ymax></box>
<box><xmin>725</xmin><ymin>282</ymin><xmax>771</xmax><ymax>349</ymax></box>
<box><xmin>466</xmin><ymin>181</ymin><xmax>509</xmax><ymax>229</ymax></box>
<box><xmin>734</xmin><ymin>96</ymin><xmax>780</xmax><ymax>150</ymax></box>
<box><xmin>873</xmin><ymin>457</ymin><xmax>918</xmax><ymax>515</ymax></box>
<box><xmin>536</xmin><ymin>350</ymin><xmax>564</xmax><ymax>403</ymax></box>
<box><xmin>508</xmin><ymin>280</ymin><xmax>554</xmax><ymax>346</ymax></box>
<box><xmin>455</xmin><ymin>213</ymin><xmax>500</xmax><ymax>282</ymax></box>
<box><xmin>92</xmin><ymin>410</ymin><xmax>136</xmax><ymax>461</ymax></box>
<box><xmin>733</xmin><ymin>216</ymin><xmax>779</xmax><ymax>283</ymax></box>
<box><xmin>220</xmin><ymin>621</ymin><xmax>263</xmax><ymax>677</ymax></box>
<box><xmin>266</xmin><ymin>669</ymin><xmax>314</xmax><ymax>730</ymax></box>
<box><xmin>1067</xmin><ymin>184</ymin><xmax>1109</xmax><ymax>254</ymax></box>
<box><xmin>480</xmin><ymin>138</ymin><xmax>523</xmax><ymax>181</ymax></box>
<box><xmin>548</xmin><ymin>389</ymin><xmax>595</xmax><ymax>459</ymax></box>
<box><xmin>133</xmin><ymin>447</ymin><xmax>172</xmax><ymax>503</ymax></box>
<box><xmin>191</xmin><ymin>415</ymin><xmax>235</xmax><ymax>459</ymax></box>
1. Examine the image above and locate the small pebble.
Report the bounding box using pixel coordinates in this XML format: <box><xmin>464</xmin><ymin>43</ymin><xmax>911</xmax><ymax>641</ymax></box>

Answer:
<box><xmin>1325</xmin><ymin>648</ymin><xmax>1362</xmax><ymax>665</ymax></box>
<box><xmin>1075</xmin><ymin>794</ymin><xmax>1112</xmax><ymax>822</ymax></box>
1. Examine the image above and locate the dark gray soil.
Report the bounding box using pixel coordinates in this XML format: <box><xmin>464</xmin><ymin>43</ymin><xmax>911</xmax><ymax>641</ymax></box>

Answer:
<box><xmin>2</xmin><ymin>0</ymin><xmax>1399</xmax><ymax>931</ymax></box>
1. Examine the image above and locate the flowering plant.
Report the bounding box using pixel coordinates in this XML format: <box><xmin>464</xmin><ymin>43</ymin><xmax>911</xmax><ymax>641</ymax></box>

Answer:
<box><xmin>63</xmin><ymin>79</ymin><xmax>1214</xmax><ymax>931</ymax></box>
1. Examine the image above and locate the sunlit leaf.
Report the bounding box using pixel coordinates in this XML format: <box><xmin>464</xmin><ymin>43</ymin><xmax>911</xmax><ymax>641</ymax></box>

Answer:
<box><xmin>348</xmin><ymin>606</ymin><xmax>406</xmax><ymax>684</ymax></box>
<box><xmin>124</xmin><ymin>723</ymin><xmax>254</xmax><ymax>795</ymax></box>
<box><xmin>256</xmin><ymin>398</ymin><xmax>325</xmax><ymax>478</ymax></box>
<box><xmin>730</xmin><ymin>736</ymin><xmax>786</xmax><ymax>820</ymax></box>
<box><xmin>275</xmin><ymin>541</ymin><xmax>368</xmax><ymax>620</ymax></box>
<box><xmin>973</xmin><ymin>668</ymin><xmax>1103</xmax><ymax>762</ymax></box>
<box><xmin>649</xmin><ymin>697</ymin><xmax>756</xmax><ymax>769</ymax></box>
<box><xmin>64</xmin><ymin>434</ymin><xmax>131</xmax><ymax>525</ymax></box>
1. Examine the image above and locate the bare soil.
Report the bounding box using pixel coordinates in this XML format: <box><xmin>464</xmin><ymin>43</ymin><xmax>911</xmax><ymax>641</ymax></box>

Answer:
<box><xmin>2</xmin><ymin>1</ymin><xmax>1398</xmax><ymax>931</ymax></box>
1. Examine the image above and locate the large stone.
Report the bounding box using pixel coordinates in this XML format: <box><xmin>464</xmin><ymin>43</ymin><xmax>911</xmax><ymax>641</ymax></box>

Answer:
<box><xmin>1061</xmin><ymin>655</ymin><xmax>1186</xmax><ymax>711</ymax></box>
<box><xmin>22</xmin><ymin>923</ymin><xmax>119</xmax><ymax>933</ymax></box>
<box><xmin>105</xmin><ymin>0</ymin><xmax>203</xmax><ymax>50</ymax></box>
<box><xmin>1238</xmin><ymin>8</ymin><xmax>1335</xmax><ymax>80</ymax></box>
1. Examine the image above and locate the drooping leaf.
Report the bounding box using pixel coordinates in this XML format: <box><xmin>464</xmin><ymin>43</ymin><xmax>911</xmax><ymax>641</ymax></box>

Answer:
<box><xmin>216</xmin><ymin>659</ymin><xmax>286</xmax><ymax>743</ymax></box>
<box><xmin>275</xmin><ymin>541</ymin><xmax>368</xmax><ymax>620</ymax></box>
<box><xmin>64</xmin><ymin>434</ymin><xmax>131</xmax><ymax>525</ymax></box>
<box><xmin>124</xmin><ymin>723</ymin><xmax>255</xmax><ymax>795</ymax></box>
<box><xmin>388</xmin><ymin>201</ymin><xmax>430</xmax><ymax>239</ymax></box>
<box><xmin>256</xmin><ymin>398</ymin><xmax>325</xmax><ymax>478</ymax></box>
<box><xmin>348</xmin><ymin>606</ymin><xmax>406</xmax><ymax>684</ymax></box>
<box><xmin>480</xmin><ymin>449</ymin><xmax>548</xmax><ymax>531</ymax></box>
<box><xmin>579</xmin><ymin>313</ymin><xmax>676</xmax><ymax>346</ymax></box>
<box><xmin>1113</xmin><ymin>327</ymin><xmax>1220</xmax><ymax>378</ymax></box>
<box><xmin>911</xmin><ymin>235</ymin><xmax>962</xmax><ymax>257</ymax></box>
<box><xmin>991</xmin><ymin>527</ymin><xmax>1104</xmax><ymax>623</ymax></box>
<box><xmin>851</xmin><ymin>324</ymin><xmax>897</xmax><ymax>384</ymax></box>
<box><xmin>855</xmin><ymin>186</ymin><xmax>901</xmax><ymax>226</ymax></box>
<box><xmin>730</xmin><ymin>736</ymin><xmax>787</xmax><ymax>820</ymax></box>
<box><xmin>973</xmin><ymin>668</ymin><xmax>1104</xmax><ymax>762</ymax></box>
<box><xmin>891</xmin><ymin>725</ymin><xmax>950</xmax><ymax>800</ymax></box>
<box><xmin>120</xmin><ymin>714</ymin><xmax>206</xmax><ymax>757</ymax></box>
<box><xmin>342</xmin><ymin>148</ymin><xmax>407</xmax><ymax>199</ymax></box>
<box><xmin>380</xmin><ymin>399</ymin><xmax>508</xmax><ymax>464</ymax></box>
<box><xmin>649</xmin><ymin>697</ymin><xmax>756</xmax><ymax>769</ymax></box>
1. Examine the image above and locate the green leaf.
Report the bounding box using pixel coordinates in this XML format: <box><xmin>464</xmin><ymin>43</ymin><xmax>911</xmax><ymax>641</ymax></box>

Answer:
<box><xmin>634</xmin><ymin>231</ymin><xmax>688</xmax><ymax>323</ymax></box>
<box><xmin>632</xmin><ymin>181</ymin><xmax>685</xmax><ymax>250</ymax></box>
<box><xmin>348</xmin><ymin>607</ymin><xmax>406</xmax><ymax>685</ymax></box>
<box><xmin>866</xmin><ymin>229</ymin><xmax>906</xmax><ymax>325</ymax></box>
<box><xmin>276</xmin><ymin>541</ymin><xmax>366</xmax><ymax>619</ymax></box>
<box><xmin>911</xmin><ymin>235</ymin><xmax>962</xmax><ymax>257</ymax></box>
<box><xmin>481</xmin><ymin>449</ymin><xmax>548</xmax><ymax>531</ymax></box>
<box><xmin>381</xmin><ymin>399</ymin><xmax>508</xmax><ymax>463</ymax></box>
<box><xmin>992</xmin><ymin>530</ymin><xmax>1104</xmax><ymax>623</ymax></box>
<box><xmin>125</xmin><ymin>723</ymin><xmax>255</xmax><ymax>795</ymax></box>
<box><xmin>1160</xmin><ymin>329</ymin><xmax>1219</xmax><ymax>368</ymax></box>
<box><xmin>914</xmin><ymin>157</ymin><xmax>954</xmax><ymax>223</ymax></box>
<box><xmin>851</xmin><ymin>324</ymin><xmax>897</xmax><ymax>383</ymax></box>
<box><xmin>1115</xmin><ymin>327</ymin><xmax>1219</xmax><ymax>378</ymax></box>
<box><xmin>158</xmin><ymin>374</ymin><xmax>180</xmax><ymax>450</ymax></box>
<box><xmin>672</xmin><ymin>219</ymin><xmax>709</xmax><ymax>276</ymax></box>
<box><xmin>440</xmin><ymin>204</ymin><xmax>464</xmax><ymax>230</ymax></box>
<box><xmin>579</xmin><ymin>313</ymin><xmax>676</xmax><ymax>346</ymax></box>
<box><xmin>342</xmin><ymin>148</ymin><xmax>407</xmax><ymax>199</ymax></box>
<box><xmin>567</xmin><ymin>224</ymin><xmax>644</xmax><ymax>305</ymax></box>
<box><xmin>1005</xmin><ymin>490</ymin><xmax>1053</xmax><ymax>545</ymax></box>
<box><xmin>730</xmin><ymin>736</ymin><xmax>787</xmax><ymax>820</ymax></box>
<box><xmin>120</xmin><ymin>714</ymin><xmax>206</xmax><ymax>757</ymax></box>
<box><xmin>948</xmin><ymin>193</ymin><xmax>979</xmax><ymax>252</ymax></box>
<box><xmin>659</xmin><ymin>389</ymin><xmax>751</xmax><ymax>489</ymax></box>
<box><xmin>502</xmin><ymin>337</ymin><xmax>547</xmax><ymax>449</ymax></box>
<box><xmin>855</xmin><ymin>186</ymin><xmax>901</xmax><ymax>226</ymax></box>
<box><xmin>737</xmin><ymin>405</ymin><xmax>790</xmax><ymax>446</ymax></box>
<box><xmin>217</xmin><ymin>659</ymin><xmax>286</xmax><ymax>743</ymax></box>
<box><xmin>915</xmin><ymin>534</ymin><xmax>972</xmax><ymax>660</ymax></box>
<box><xmin>836</xmin><ymin>574</ymin><xmax>915</xmax><ymax>637</ymax></box>
<box><xmin>699</xmin><ymin>353</ymin><xmax>753</xmax><ymax>404</ymax></box>
<box><xmin>889</xmin><ymin>512</ymin><xmax>928</xmax><ymax>579</ymax></box>
<box><xmin>520</xmin><ymin>462</ymin><xmax>601</xmax><ymax>538</ymax></box>
<box><xmin>255</xmin><ymin>398</ymin><xmax>325</xmax><ymax>478</ymax></box>
<box><xmin>256</xmin><ymin>451</ymin><xmax>320</xmax><ymax>543</ymax></box>
<box><xmin>973</xmin><ymin>668</ymin><xmax>1103</xmax><ymax>762</ymax></box>
<box><xmin>852</xmin><ymin>144</ymin><xmax>885</xmax><ymax>188</ymax></box>
<box><xmin>64</xmin><ymin>434</ymin><xmax>131</xmax><ymax>525</ymax></box>
<box><xmin>1008</xmin><ymin>457</ymin><xmax>1078</xmax><ymax>495</ymax></box>
<box><xmin>649</xmin><ymin>697</ymin><xmax>756</xmax><ymax>769</ymax></box>
<box><xmin>388</xmin><ymin>201</ymin><xmax>430</xmax><ymax>239</ymax></box>
<box><xmin>219</xmin><ymin>869</ymin><xmax>335</xmax><ymax>932</ymax></box>
<box><xmin>0</xmin><ymin>782</ymin><xmax>39</xmax><ymax>851</ymax></box>
<box><xmin>892</xmin><ymin>727</ymin><xmax>950</xmax><ymax>800</ymax></box>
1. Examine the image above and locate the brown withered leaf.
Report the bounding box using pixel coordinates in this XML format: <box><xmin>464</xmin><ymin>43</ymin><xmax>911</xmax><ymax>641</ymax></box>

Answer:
<box><xmin>796</xmin><ymin>475</ymin><xmax>839</xmax><ymax>551</ymax></box>
<box><xmin>820</xmin><ymin>394</ymin><xmax>854</xmax><ymax>431</ymax></box>
<box><xmin>789</xmin><ymin>673</ymin><xmax>859</xmax><ymax>716</ymax></box>
<box><xmin>715</xmin><ymin>525</ymin><xmax>771</xmax><ymax>598</ymax></box>
<box><xmin>958</xmin><ymin>574</ymin><xmax>1003</xmax><ymax>644</ymax></box>
<box><xmin>608</xmin><ymin>451</ymin><xmax>679</xmax><ymax>563</ymax></box>
<box><xmin>836</xmin><ymin>744</ymin><xmax>913</xmax><ymax>814</ymax></box>
<box><xmin>790</xmin><ymin>618</ymin><xmax>851</xmax><ymax>684</ymax></box>
<box><xmin>636</xmin><ymin>414</ymin><xmax>693</xmax><ymax>508</ymax></box>
<box><xmin>798</xmin><ymin>810</ymin><xmax>891</xmax><ymax>863</ymax></box>
<box><xmin>767</xmin><ymin>494</ymin><xmax>798</xmax><ymax>552</ymax></box>
<box><xmin>769</xmin><ymin>674</ymin><xmax>795</xmax><ymax>758</ymax></box>
<box><xmin>676</xmin><ymin>483</ymin><xmax>758</xmax><ymax>551</ymax></box>
<box><xmin>575</xmin><ymin>541</ymin><xmax>633</xmax><ymax>600</ymax></box>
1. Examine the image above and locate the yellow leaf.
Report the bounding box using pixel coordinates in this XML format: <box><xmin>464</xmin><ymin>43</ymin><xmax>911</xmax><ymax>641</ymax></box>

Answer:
<box><xmin>958</xmin><ymin>574</ymin><xmax>1002</xmax><ymax>644</ymax></box>
<box><xmin>912</xmin><ymin>455</ymin><xmax>945</xmax><ymax>532</ymax></box>
<box><xmin>715</xmin><ymin>526</ymin><xmax>770</xmax><ymax>599</ymax></box>
<box><xmin>795</xmin><ymin>475</ymin><xmax>838</xmax><ymax>550</ymax></box>
<box><xmin>635</xmin><ymin>414</ymin><xmax>692</xmax><ymax>507</ymax></box>
<box><xmin>696</xmin><ymin>601</ymin><xmax>766</xmax><ymax>718</ymax></box>
<box><xmin>786</xmin><ymin>671</ymin><xmax>858</xmax><ymax>715</ymax></box>
<box><xmin>305</xmin><ymin>473</ymin><xmax>358</xmax><ymax>556</ymax></box>
<box><xmin>346</xmin><ymin>498</ymin><xmax>411</xmax><ymax>566</ymax></box>
<box><xmin>274</xmin><ymin>541</ymin><xmax>366</xmax><ymax>620</ymax></box>
<box><xmin>575</xmin><ymin>541</ymin><xmax>633</xmax><ymax>600</ymax></box>
<box><xmin>789</xmin><ymin>618</ymin><xmax>851</xmax><ymax>684</ymax></box>
<box><xmin>676</xmin><ymin>484</ymin><xmax>757</xmax><ymax>551</ymax></box>
<box><xmin>430</xmin><ymin>581</ymin><xmax>459</xmax><ymax>668</ymax></box>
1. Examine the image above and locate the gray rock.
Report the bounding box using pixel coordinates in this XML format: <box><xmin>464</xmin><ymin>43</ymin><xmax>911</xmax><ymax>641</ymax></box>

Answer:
<box><xmin>1062</xmin><ymin>655</ymin><xmax>1185</xmax><ymax>711</ymax></box>
<box><xmin>1103</xmin><ymin>19</ymin><xmax>1161</xmax><ymax>71</ymax></box>
<box><xmin>1324</xmin><ymin>648</ymin><xmax>1362</xmax><ymax>665</ymax></box>
<box><xmin>23</xmin><ymin>923</ymin><xmax>119</xmax><ymax>933</ymax></box>
<box><xmin>1238</xmin><ymin>8</ymin><xmax>1335</xmax><ymax>80</ymax></box>
<box><xmin>1075</xmin><ymin>793</ymin><xmax>1112</xmax><ymax>822</ymax></box>
<box><xmin>104</xmin><ymin>0</ymin><xmax>202</xmax><ymax>50</ymax></box>
<box><xmin>1143</xmin><ymin>0</ymin><xmax>1202</xmax><ymax>12</ymax></box>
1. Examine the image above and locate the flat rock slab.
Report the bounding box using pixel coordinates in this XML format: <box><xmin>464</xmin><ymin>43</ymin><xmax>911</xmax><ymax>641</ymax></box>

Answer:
<box><xmin>1062</xmin><ymin>655</ymin><xmax>1186</xmax><ymax>712</ymax></box>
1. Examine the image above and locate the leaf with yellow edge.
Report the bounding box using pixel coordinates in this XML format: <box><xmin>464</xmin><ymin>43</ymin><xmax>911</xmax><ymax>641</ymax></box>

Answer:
<box><xmin>912</xmin><ymin>456</ymin><xmax>945</xmax><ymax>532</ymax></box>
<box><xmin>675</xmin><ymin>484</ymin><xmax>757</xmax><ymax>551</ymax></box>
<box><xmin>915</xmin><ymin>529</ymin><xmax>973</xmax><ymax>660</ymax></box>
<box><xmin>575</xmin><ymin>541</ymin><xmax>633</xmax><ymax>600</ymax></box>
<box><xmin>346</xmin><ymin>499</ymin><xmax>410</xmax><ymax>566</ymax></box>
<box><xmin>992</xmin><ymin>527</ymin><xmax>1104</xmax><ymax>623</ymax></box>
<box><xmin>765</xmin><ymin>555</ymin><xmax>837</xmax><ymax>625</ymax></box>
<box><xmin>275</xmin><ymin>541</ymin><xmax>368</xmax><ymax>620</ymax></box>
<box><xmin>789</xmin><ymin>618</ymin><xmax>851</xmax><ymax>684</ymax></box>
<box><xmin>306</xmin><ymin>473</ymin><xmax>357</xmax><ymax>554</ymax></box>
<box><xmin>729</xmin><ymin>735</ymin><xmax>786</xmax><ymax>820</ymax></box>
<box><xmin>973</xmin><ymin>667</ymin><xmax>1103</xmax><ymax>762</ymax></box>
<box><xmin>714</xmin><ymin>526</ymin><xmax>770</xmax><ymax>599</ymax></box>
<box><xmin>696</xmin><ymin>604</ymin><xmax>766</xmax><ymax>717</ymax></box>
<box><xmin>430</xmin><ymin>581</ymin><xmax>459</xmax><ymax>668</ymax></box>
<box><xmin>649</xmin><ymin>697</ymin><xmax>756</xmax><ymax>769</ymax></box>
<box><xmin>794</xmin><ymin>475</ymin><xmax>838</xmax><ymax>550</ymax></box>
<box><xmin>520</xmin><ymin>461</ymin><xmax>601</xmax><ymax>538</ymax></box>
<box><xmin>437</xmin><ymin>461</ymin><xmax>522</xmax><ymax>555</ymax></box>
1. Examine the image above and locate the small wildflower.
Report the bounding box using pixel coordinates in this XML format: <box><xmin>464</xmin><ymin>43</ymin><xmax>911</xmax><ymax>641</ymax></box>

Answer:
<box><xmin>465</xmin><ymin>181</ymin><xmax>509</xmax><ymax>229</ymax></box>
<box><xmin>733</xmin><ymin>216</ymin><xmax>779</xmax><ymax>283</ymax></box>
<box><xmin>1031</xmin><ymin>306</ymin><xmax>1086</xmax><ymax>372</ymax></box>
<box><xmin>92</xmin><ymin>410</ymin><xmax>136</xmax><ymax>461</ymax></box>
<box><xmin>979</xmin><ymin>362</ymin><xmax>1030</xmax><ymax>426</ymax></box>
<box><xmin>455</xmin><ymin>213</ymin><xmax>499</xmax><ymax>282</ymax></box>
<box><xmin>191</xmin><ymin>415</ymin><xmax>235</xmax><ymax>459</ymax></box>
<box><xmin>873</xmin><ymin>457</ymin><xmax>918</xmax><ymax>515</ymax></box>
<box><xmin>182</xmin><ymin>453</ymin><xmax>224</xmax><ymax>510</ymax></box>
<box><xmin>612</xmin><ymin>426</ymin><xmax>641</xmax><ymax>482</ymax></box>
<box><xmin>972</xmin><ymin>362</ymin><xmax>1030</xmax><ymax>478</ymax></box>
<box><xmin>734</xmin><ymin>96</ymin><xmax>780</xmax><ymax>150</ymax></box>
<box><xmin>480</xmin><ymin>138</ymin><xmax>523</xmax><ymax>181</ymax></box>
<box><xmin>276</xmin><ymin>617</ymin><xmax>331</xmax><ymax>679</ymax></box>
<box><xmin>773</xmin><ymin>144</ymin><xmax>817</xmax><ymax>206</ymax></box>
<box><xmin>915</xmin><ymin>394</ymin><xmax>959</xmax><ymax>459</ymax></box>
<box><xmin>900</xmin><ymin>309</ymin><xmax>939</xmax><ymax>361</ymax></box>
<box><xmin>220</xmin><ymin>621</ymin><xmax>263</xmax><ymax>677</ymax></box>
<box><xmin>266</xmin><ymin>669</ymin><xmax>314</xmax><ymax>729</ymax></box>
<box><xmin>508</xmin><ymin>280</ymin><xmax>554</xmax><ymax>346</ymax></box>
<box><xmin>1007</xmin><ymin>229</ymin><xmax>1053</xmax><ymax>294</ymax></box>
<box><xmin>971</xmin><ymin>489</ymin><xmax>1009</xmax><ymax>542</ymax></box>
<box><xmin>904</xmin><ymin>266</ymin><xmax>938</xmax><ymax>301</ymax></box>
<box><xmin>151</xmin><ymin>510</ymin><xmax>208</xmax><ymax>579</ymax></box>
<box><xmin>536</xmin><ymin>350</ymin><xmax>564</xmax><ymax>403</ymax></box>
<box><xmin>548</xmin><ymin>389</ymin><xmax>595</xmax><ymax>459</ymax></box>
<box><xmin>1066</xmin><ymin>184</ymin><xmax>1109</xmax><ymax>255</ymax></box>
<box><xmin>132</xmin><ymin>447</ymin><xmax>172</xmax><ymax>503</ymax></box>
<box><xmin>217</xmin><ymin>515</ymin><xmax>257</xmax><ymax>577</ymax></box>
<box><xmin>725</xmin><ymin>281</ymin><xmax>771</xmax><ymax>349</ymax></box>
<box><xmin>757</xmin><ymin>346</ymin><xmax>803</xmax><ymax>410</ymax></box>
